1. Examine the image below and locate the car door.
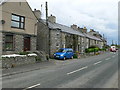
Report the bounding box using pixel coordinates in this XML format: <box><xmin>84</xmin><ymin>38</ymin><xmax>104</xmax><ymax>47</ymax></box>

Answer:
<box><xmin>69</xmin><ymin>49</ymin><xmax>73</xmax><ymax>58</ymax></box>
<box><xmin>66</xmin><ymin>49</ymin><xmax>71</xmax><ymax>58</ymax></box>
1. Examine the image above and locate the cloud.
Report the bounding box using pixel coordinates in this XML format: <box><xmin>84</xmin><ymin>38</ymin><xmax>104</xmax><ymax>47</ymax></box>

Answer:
<box><xmin>28</xmin><ymin>0</ymin><xmax>118</xmax><ymax>45</ymax></box>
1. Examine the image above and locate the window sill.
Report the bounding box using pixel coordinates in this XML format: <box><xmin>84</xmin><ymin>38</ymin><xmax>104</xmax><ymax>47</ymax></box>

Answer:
<box><xmin>11</xmin><ymin>27</ymin><xmax>25</xmax><ymax>30</ymax></box>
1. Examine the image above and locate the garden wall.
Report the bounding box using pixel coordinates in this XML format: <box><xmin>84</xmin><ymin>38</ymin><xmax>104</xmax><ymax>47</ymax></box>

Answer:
<box><xmin>2</xmin><ymin>56</ymin><xmax>36</xmax><ymax>69</ymax></box>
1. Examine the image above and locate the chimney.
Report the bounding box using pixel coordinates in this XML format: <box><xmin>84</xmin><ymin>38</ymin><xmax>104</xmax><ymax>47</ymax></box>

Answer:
<box><xmin>78</xmin><ymin>27</ymin><xmax>87</xmax><ymax>33</ymax></box>
<box><xmin>33</xmin><ymin>9</ymin><xmax>41</xmax><ymax>19</ymax></box>
<box><xmin>48</xmin><ymin>14</ymin><xmax>56</xmax><ymax>23</ymax></box>
<box><xmin>71</xmin><ymin>24</ymin><xmax>77</xmax><ymax>30</ymax></box>
<box><xmin>83</xmin><ymin>27</ymin><xmax>87</xmax><ymax>33</ymax></box>
<box><xmin>90</xmin><ymin>29</ymin><xmax>94</xmax><ymax>32</ymax></box>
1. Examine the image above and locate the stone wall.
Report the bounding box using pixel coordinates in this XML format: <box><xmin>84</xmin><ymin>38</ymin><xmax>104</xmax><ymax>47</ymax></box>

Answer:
<box><xmin>50</xmin><ymin>29</ymin><xmax>61</xmax><ymax>56</ymax></box>
<box><xmin>2</xmin><ymin>32</ymin><xmax>37</xmax><ymax>55</ymax></box>
<box><xmin>0</xmin><ymin>32</ymin><xmax>2</xmax><ymax>56</ymax></box>
<box><xmin>2</xmin><ymin>56</ymin><xmax>36</xmax><ymax>68</ymax></box>
<box><xmin>31</xmin><ymin>36</ymin><xmax>37</xmax><ymax>52</ymax></box>
<box><xmin>15</xmin><ymin>34</ymin><xmax>23</xmax><ymax>53</ymax></box>
<box><xmin>37</xmin><ymin>22</ymin><xmax>49</xmax><ymax>54</ymax></box>
<box><xmin>61</xmin><ymin>33</ymin><xmax>66</xmax><ymax>48</ymax></box>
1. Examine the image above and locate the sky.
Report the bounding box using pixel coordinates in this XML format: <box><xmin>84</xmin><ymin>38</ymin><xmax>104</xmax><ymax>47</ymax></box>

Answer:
<box><xmin>27</xmin><ymin>0</ymin><xmax>119</xmax><ymax>45</ymax></box>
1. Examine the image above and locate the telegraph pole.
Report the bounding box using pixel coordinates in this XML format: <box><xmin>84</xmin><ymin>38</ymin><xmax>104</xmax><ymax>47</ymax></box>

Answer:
<box><xmin>45</xmin><ymin>2</ymin><xmax>48</xmax><ymax>26</ymax></box>
<box><xmin>45</xmin><ymin>2</ymin><xmax>50</xmax><ymax>57</ymax></box>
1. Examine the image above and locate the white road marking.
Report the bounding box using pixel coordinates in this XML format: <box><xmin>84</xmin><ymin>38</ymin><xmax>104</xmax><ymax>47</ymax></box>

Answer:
<box><xmin>94</xmin><ymin>61</ymin><xmax>102</xmax><ymax>65</ymax></box>
<box><xmin>105</xmin><ymin>58</ymin><xmax>111</xmax><ymax>61</ymax></box>
<box><xmin>24</xmin><ymin>83</ymin><xmax>41</xmax><ymax>89</ymax></box>
<box><xmin>112</xmin><ymin>56</ymin><xmax>115</xmax><ymax>58</ymax></box>
<box><xmin>67</xmin><ymin>66</ymin><xmax>88</xmax><ymax>75</ymax></box>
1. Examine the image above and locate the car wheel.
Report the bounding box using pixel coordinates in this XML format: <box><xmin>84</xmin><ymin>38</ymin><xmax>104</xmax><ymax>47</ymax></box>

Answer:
<box><xmin>71</xmin><ymin>56</ymin><xmax>73</xmax><ymax>59</ymax></box>
<box><xmin>63</xmin><ymin>57</ymin><xmax>66</xmax><ymax>60</ymax></box>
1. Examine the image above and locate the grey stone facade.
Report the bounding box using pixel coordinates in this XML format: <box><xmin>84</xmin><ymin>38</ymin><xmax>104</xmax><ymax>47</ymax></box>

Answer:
<box><xmin>37</xmin><ymin>15</ymin><xmax>106</xmax><ymax>57</ymax></box>
<box><xmin>15</xmin><ymin>34</ymin><xmax>23</xmax><ymax>53</ymax></box>
<box><xmin>50</xmin><ymin>29</ymin><xmax>61</xmax><ymax>56</ymax></box>
<box><xmin>36</xmin><ymin>21</ymin><xmax>49</xmax><ymax>55</ymax></box>
<box><xmin>0</xmin><ymin>32</ymin><xmax>3</xmax><ymax>56</ymax></box>
<box><xmin>31</xmin><ymin>36</ymin><xmax>37</xmax><ymax>51</ymax></box>
<box><xmin>2</xmin><ymin>32</ymin><xmax>37</xmax><ymax>55</ymax></box>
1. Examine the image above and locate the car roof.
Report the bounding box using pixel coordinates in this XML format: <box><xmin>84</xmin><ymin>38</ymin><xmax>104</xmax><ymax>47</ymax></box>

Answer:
<box><xmin>60</xmin><ymin>48</ymin><xmax>73</xmax><ymax>50</ymax></box>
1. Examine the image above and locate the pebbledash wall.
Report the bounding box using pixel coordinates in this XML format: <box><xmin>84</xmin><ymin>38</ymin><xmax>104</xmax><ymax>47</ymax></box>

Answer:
<box><xmin>2</xmin><ymin>32</ymin><xmax>36</xmax><ymax>55</ymax></box>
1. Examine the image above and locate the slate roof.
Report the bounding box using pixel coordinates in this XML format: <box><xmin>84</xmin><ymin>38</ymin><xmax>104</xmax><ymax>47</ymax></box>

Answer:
<box><xmin>40</xmin><ymin>19</ymin><xmax>102</xmax><ymax>41</ymax></box>
<box><xmin>49</xmin><ymin>21</ymin><xmax>103</xmax><ymax>41</ymax></box>
<box><xmin>84</xmin><ymin>33</ymin><xmax>102</xmax><ymax>41</ymax></box>
<box><xmin>48</xmin><ymin>21</ymin><xmax>85</xmax><ymax>37</ymax></box>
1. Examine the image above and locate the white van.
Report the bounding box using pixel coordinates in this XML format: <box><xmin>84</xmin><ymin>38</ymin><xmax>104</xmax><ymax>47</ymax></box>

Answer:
<box><xmin>110</xmin><ymin>46</ymin><xmax>116</xmax><ymax>52</ymax></box>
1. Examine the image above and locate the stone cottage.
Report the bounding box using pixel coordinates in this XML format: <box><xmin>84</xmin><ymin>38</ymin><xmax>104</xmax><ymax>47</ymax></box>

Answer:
<box><xmin>36</xmin><ymin>14</ymin><xmax>86</xmax><ymax>57</ymax></box>
<box><xmin>88</xmin><ymin>29</ymin><xmax>107</xmax><ymax>48</ymax></box>
<box><xmin>0</xmin><ymin>0</ymin><xmax>37</xmax><ymax>55</ymax></box>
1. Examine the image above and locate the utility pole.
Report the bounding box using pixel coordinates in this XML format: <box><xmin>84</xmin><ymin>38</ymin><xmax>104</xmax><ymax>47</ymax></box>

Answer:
<box><xmin>45</xmin><ymin>2</ymin><xmax>50</xmax><ymax>57</ymax></box>
<box><xmin>45</xmin><ymin>2</ymin><xmax>48</xmax><ymax>26</ymax></box>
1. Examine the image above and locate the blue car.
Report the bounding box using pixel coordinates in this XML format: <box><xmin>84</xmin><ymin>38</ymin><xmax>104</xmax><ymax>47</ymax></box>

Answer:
<box><xmin>54</xmin><ymin>48</ymin><xmax>74</xmax><ymax>60</ymax></box>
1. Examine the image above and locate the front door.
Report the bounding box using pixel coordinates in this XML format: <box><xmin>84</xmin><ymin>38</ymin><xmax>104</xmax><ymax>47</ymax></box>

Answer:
<box><xmin>24</xmin><ymin>37</ymin><xmax>30</xmax><ymax>51</ymax></box>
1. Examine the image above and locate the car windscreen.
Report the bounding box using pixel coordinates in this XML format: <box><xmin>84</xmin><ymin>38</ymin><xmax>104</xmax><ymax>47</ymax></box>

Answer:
<box><xmin>58</xmin><ymin>49</ymin><xmax>66</xmax><ymax>52</ymax></box>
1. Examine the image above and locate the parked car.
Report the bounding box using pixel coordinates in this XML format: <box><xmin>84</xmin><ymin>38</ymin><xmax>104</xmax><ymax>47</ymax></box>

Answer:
<box><xmin>54</xmin><ymin>48</ymin><xmax>74</xmax><ymax>60</ymax></box>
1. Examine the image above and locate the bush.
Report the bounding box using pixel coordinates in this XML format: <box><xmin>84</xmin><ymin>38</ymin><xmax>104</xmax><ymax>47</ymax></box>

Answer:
<box><xmin>85</xmin><ymin>47</ymin><xmax>100</xmax><ymax>53</ymax></box>
<box><xmin>100</xmin><ymin>48</ymin><xmax>106</xmax><ymax>51</ymax></box>
<box><xmin>94</xmin><ymin>48</ymin><xmax>99</xmax><ymax>52</ymax></box>
<box><xmin>89</xmin><ymin>48</ymin><xmax>94</xmax><ymax>52</ymax></box>
<box><xmin>73</xmin><ymin>53</ymin><xmax>78</xmax><ymax>58</ymax></box>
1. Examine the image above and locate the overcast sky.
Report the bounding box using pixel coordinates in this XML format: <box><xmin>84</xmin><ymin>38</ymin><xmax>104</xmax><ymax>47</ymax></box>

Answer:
<box><xmin>28</xmin><ymin>0</ymin><xmax>118</xmax><ymax>45</ymax></box>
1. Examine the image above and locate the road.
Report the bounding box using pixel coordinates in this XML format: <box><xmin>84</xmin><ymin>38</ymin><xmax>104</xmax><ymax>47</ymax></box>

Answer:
<box><xmin>2</xmin><ymin>52</ymin><xmax>119</xmax><ymax>89</ymax></box>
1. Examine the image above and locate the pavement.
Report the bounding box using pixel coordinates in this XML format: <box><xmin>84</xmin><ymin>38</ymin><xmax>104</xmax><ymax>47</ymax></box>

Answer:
<box><xmin>2</xmin><ymin>60</ymin><xmax>56</xmax><ymax>77</ymax></box>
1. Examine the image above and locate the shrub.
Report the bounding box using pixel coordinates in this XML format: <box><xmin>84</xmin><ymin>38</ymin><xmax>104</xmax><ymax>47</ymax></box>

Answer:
<box><xmin>94</xmin><ymin>48</ymin><xmax>99</xmax><ymax>52</ymax></box>
<box><xmin>85</xmin><ymin>47</ymin><xmax>100</xmax><ymax>53</ymax></box>
<box><xmin>73</xmin><ymin>53</ymin><xmax>78</xmax><ymax>58</ymax></box>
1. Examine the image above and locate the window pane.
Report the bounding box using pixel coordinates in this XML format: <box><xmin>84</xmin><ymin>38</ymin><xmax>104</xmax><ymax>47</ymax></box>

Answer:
<box><xmin>20</xmin><ymin>23</ymin><xmax>24</xmax><ymax>28</ymax></box>
<box><xmin>11</xmin><ymin>21</ymin><xmax>19</xmax><ymax>28</ymax></box>
<box><xmin>12</xmin><ymin>15</ymin><xmax>20</xmax><ymax>21</ymax></box>
<box><xmin>6</xmin><ymin>35</ymin><xmax>13</xmax><ymax>42</ymax></box>
<box><xmin>5</xmin><ymin>43</ymin><xmax>13</xmax><ymax>50</ymax></box>
<box><xmin>21</xmin><ymin>17</ymin><xmax>24</xmax><ymax>22</ymax></box>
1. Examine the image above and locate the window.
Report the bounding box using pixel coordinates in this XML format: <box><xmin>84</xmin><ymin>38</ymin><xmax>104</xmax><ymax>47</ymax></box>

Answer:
<box><xmin>56</xmin><ymin>43</ymin><xmax>59</xmax><ymax>47</ymax></box>
<box><xmin>5</xmin><ymin>35</ymin><xmax>14</xmax><ymax>51</ymax></box>
<box><xmin>56</xmin><ymin>33</ymin><xmax>59</xmax><ymax>36</ymax></box>
<box><xmin>11</xmin><ymin>14</ymin><xmax>25</xmax><ymax>29</ymax></box>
